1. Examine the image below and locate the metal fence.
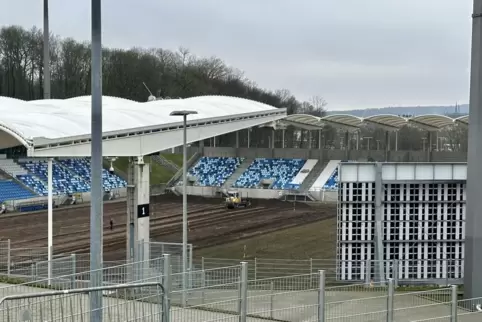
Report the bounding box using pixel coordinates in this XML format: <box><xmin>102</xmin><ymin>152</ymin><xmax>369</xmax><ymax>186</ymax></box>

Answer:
<box><xmin>200</xmin><ymin>257</ymin><xmax>464</xmax><ymax>286</ymax></box>
<box><xmin>0</xmin><ymin>282</ymin><xmax>166</xmax><ymax>321</ymax></box>
<box><xmin>1</xmin><ymin>252</ymin><xmax>482</xmax><ymax>321</ymax></box>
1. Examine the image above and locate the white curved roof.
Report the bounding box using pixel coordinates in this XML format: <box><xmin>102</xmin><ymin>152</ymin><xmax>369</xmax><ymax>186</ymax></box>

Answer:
<box><xmin>0</xmin><ymin>95</ymin><xmax>278</xmax><ymax>141</ymax></box>
<box><xmin>282</xmin><ymin>113</ymin><xmax>468</xmax><ymax>131</ymax></box>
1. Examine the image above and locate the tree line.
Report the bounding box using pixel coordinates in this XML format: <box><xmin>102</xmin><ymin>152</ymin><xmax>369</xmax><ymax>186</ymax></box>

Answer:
<box><xmin>0</xmin><ymin>25</ymin><xmax>467</xmax><ymax>152</ymax></box>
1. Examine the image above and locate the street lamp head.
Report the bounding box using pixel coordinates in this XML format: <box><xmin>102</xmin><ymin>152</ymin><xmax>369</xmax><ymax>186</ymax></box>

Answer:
<box><xmin>170</xmin><ymin>110</ymin><xmax>198</xmax><ymax>117</ymax></box>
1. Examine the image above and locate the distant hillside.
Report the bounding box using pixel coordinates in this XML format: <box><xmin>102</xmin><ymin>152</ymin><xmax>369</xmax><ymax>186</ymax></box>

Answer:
<box><xmin>327</xmin><ymin>104</ymin><xmax>469</xmax><ymax>117</ymax></box>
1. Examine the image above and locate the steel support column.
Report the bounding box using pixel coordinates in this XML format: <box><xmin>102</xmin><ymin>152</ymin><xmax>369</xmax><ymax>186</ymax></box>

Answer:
<box><xmin>465</xmin><ymin>0</ymin><xmax>482</xmax><ymax>299</ymax></box>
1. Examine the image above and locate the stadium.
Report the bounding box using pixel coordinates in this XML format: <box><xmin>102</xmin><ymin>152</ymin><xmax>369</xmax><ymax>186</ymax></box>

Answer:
<box><xmin>0</xmin><ymin>94</ymin><xmax>478</xmax><ymax>321</ymax></box>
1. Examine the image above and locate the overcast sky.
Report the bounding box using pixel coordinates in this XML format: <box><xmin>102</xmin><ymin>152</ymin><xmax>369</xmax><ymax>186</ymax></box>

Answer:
<box><xmin>1</xmin><ymin>0</ymin><xmax>473</xmax><ymax>110</ymax></box>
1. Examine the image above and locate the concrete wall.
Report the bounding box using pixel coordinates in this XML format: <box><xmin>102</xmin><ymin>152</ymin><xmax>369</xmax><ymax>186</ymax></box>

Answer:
<box><xmin>181</xmin><ymin>186</ymin><xmax>284</xmax><ymax>199</ymax></box>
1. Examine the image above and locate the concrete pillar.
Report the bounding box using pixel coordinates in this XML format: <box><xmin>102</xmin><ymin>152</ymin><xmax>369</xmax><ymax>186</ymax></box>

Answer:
<box><xmin>282</xmin><ymin>129</ymin><xmax>285</xmax><ymax>149</ymax></box>
<box><xmin>213</xmin><ymin>136</ymin><xmax>217</xmax><ymax>148</ymax></box>
<box><xmin>427</xmin><ymin>132</ymin><xmax>433</xmax><ymax>161</ymax></box>
<box><xmin>344</xmin><ymin>131</ymin><xmax>349</xmax><ymax>159</ymax></box>
<box><xmin>247</xmin><ymin>130</ymin><xmax>250</xmax><ymax>148</ymax></box>
<box><xmin>318</xmin><ymin>130</ymin><xmax>322</xmax><ymax>149</ymax></box>
<box><xmin>236</xmin><ymin>131</ymin><xmax>240</xmax><ymax>148</ymax></box>
<box><xmin>395</xmin><ymin>131</ymin><xmax>398</xmax><ymax>151</ymax></box>
<box><xmin>271</xmin><ymin>129</ymin><xmax>275</xmax><ymax>149</ymax></box>
<box><xmin>308</xmin><ymin>130</ymin><xmax>312</xmax><ymax>149</ymax></box>
<box><xmin>126</xmin><ymin>157</ymin><xmax>150</xmax><ymax>267</ymax></box>
<box><xmin>374</xmin><ymin>163</ymin><xmax>385</xmax><ymax>284</ymax></box>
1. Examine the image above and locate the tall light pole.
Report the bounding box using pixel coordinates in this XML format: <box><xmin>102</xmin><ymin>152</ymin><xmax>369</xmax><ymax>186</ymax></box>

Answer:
<box><xmin>43</xmin><ymin>0</ymin><xmax>50</xmax><ymax>100</ymax></box>
<box><xmin>43</xmin><ymin>0</ymin><xmax>53</xmax><ymax>287</ymax></box>
<box><xmin>465</xmin><ymin>0</ymin><xmax>482</xmax><ymax>299</ymax></box>
<box><xmin>90</xmin><ymin>0</ymin><xmax>103</xmax><ymax>320</ymax></box>
<box><xmin>170</xmin><ymin>110</ymin><xmax>198</xmax><ymax>307</ymax></box>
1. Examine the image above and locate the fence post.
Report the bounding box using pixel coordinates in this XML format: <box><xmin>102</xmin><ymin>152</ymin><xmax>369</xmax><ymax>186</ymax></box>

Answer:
<box><xmin>310</xmin><ymin>258</ymin><xmax>313</xmax><ymax>285</ymax></box>
<box><xmin>387</xmin><ymin>278</ymin><xmax>394</xmax><ymax>322</ymax></box>
<box><xmin>163</xmin><ymin>253</ymin><xmax>171</xmax><ymax>322</ymax></box>
<box><xmin>240</xmin><ymin>261</ymin><xmax>248</xmax><ymax>322</ymax></box>
<box><xmin>201</xmin><ymin>256</ymin><xmax>205</xmax><ymax>271</ymax></box>
<box><xmin>269</xmin><ymin>281</ymin><xmax>274</xmax><ymax>319</ymax></box>
<box><xmin>254</xmin><ymin>257</ymin><xmax>257</xmax><ymax>280</ymax></box>
<box><xmin>393</xmin><ymin>260</ymin><xmax>399</xmax><ymax>288</ymax></box>
<box><xmin>7</xmin><ymin>238</ymin><xmax>11</xmax><ymax>276</ymax></box>
<box><xmin>71</xmin><ymin>253</ymin><xmax>76</xmax><ymax>289</ymax></box>
<box><xmin>31</xmin><ymin>263</ymin><xmax>36</xmax><ymax>281</ymax></box>
<box><xmin>450</xmin><ymin>284</ymin><xmax>457</xmax><ymax>322</ymax></box>
<box><xmin>365</xmin><ymin>260</ymin><xmax>371</xmax><ymax>285</ymax></box>
<box><xmin>318</xmin><ymin>270</ymin><xmax>325</xmax><ymax>322</ymax></box>
<box><xmin>201</xmin><ymin>269</ymin><xmax>206</xmax><ymax>304</ymax></box>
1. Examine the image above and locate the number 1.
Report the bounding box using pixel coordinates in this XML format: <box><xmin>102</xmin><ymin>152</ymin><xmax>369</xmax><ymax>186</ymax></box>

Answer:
<box><xmin>141</xmin><ymin>207</ymin><xmax>145</xmax><ymax>215</ymax></box>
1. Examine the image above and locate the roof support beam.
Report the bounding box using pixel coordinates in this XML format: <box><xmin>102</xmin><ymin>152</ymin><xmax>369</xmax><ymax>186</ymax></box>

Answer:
<box><xmin>29</xmin><ymin>114</ymin><xmax>285</xmax><ymax>157</ymax></box>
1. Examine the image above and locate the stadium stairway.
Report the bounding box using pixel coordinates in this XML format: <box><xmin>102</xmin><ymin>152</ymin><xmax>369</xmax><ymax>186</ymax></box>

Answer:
<box><xmin>152</xmin><ymin>154</ymin><xmax>180</xmax><ymax>173</ymax></box>
<box><xmin>298</xmin><ymin>161</ymin><xmax>327</xmax><ymax>192</ymax></box>
<box><xmin>166</xmin><ymin>152</ymin><xmax>201</xmax><ymax>188</ymax></box>
<box><xmin>222</xmin><ymin>157</ymin><xmax>254</xmax><ymax>189</ymax></box>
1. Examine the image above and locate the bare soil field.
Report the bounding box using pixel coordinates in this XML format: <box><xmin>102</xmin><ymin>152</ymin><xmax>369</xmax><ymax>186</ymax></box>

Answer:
<box><xmin>0</xmin><ymin>195</ymin><xmax>337</xmax><ymax>262</ymax></box>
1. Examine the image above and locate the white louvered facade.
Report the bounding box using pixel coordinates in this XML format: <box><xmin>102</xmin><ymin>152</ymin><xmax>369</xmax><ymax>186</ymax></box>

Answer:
<box><xmin>336</xmin><ymin>162</ymin><xmax>466</xmax><ymax>284</ymax></box>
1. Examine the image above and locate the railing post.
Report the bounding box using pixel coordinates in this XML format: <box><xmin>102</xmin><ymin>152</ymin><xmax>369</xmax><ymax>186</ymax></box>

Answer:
<box><xmin>254</xmin><ymin>257</ymin><xmax>257</xmax><ymax>280</ymax></box>
<box><xmin>71</xmin><ymin>253</ymin><xmax>76</xmax><ymax>289</ymax></box>
<box><xmin>451</xmin><ymin>284</ymin><xmax>457</xmax><ymax>322</ymax></box>
<box><xmin>163</xmin><ymin>253</ymin><xmax>171</xmax><ymax>322</ymax></box>
<box><xmin>393</xmin><ymin>260</ymin><xmax>399</xmax><ymax>288</ymax></box>
<box><xmin>269</xmin><ymin>281</ymin><xmax>274</xmax><ymax>319</ymax></box>
<box><xmin>387</xmin><ymin>278</ymin><xmax>394</xmax><ymax>322</ymax></box>
<box><xmin>201</xmin><ymin>256</ymin><xmax>205</xmax><ymax>271</ymax></box>
<box><xmin>201</xmin><ymin>269</ymin><xmax>206</xmax><ymax>304</ymax></box>
<box><xmin>310</xmin><ymin>258</ymin><xmax>314</xmax><ymax>286</ymax></box>
<box><xmin>239</xmin><ymin>261</ymin><xmax>248</xmax><ymax>322</ymax></box>
<box><xmin>7</xmin><ymin>239</ymin><xmax>11</xmax><ymax>276</ymax></box>
<box><xmin>318</xmin><ymin>270</ymin><xmax>325</xmax><ymax>322</ymax></box>
<box><xmin>365</xmin><ymin>260</ymin><xmax>371</xmax><ymax>285</ymax></box>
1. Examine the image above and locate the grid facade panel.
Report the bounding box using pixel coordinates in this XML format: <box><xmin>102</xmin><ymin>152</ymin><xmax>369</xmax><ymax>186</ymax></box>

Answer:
<box><xmin>337</xmin><ymin>181</ymin><xmax>465</xmax><ymax>282</ymax></box>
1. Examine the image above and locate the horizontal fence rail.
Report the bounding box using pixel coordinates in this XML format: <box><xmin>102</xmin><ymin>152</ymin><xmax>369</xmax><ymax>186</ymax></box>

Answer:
<box><xmin>0</xmin><ymin>241</ymin><xmax>480</xmax><ymax>321</ymax></box>
<box><xmin>0</xmin><ymin>282</ymin><xmax>166</xmax><ymax>321</ymax></box>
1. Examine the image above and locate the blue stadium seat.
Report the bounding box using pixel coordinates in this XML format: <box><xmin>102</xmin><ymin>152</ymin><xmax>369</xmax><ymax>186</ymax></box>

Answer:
<box><xmin>0</xmin><ymin>180</ymin><xmax>37</xmax><ymax>202</ymax></box>
<box><xmin>323</xmin><ymin>168</ymin><xmax>339</xmax><ymax>190</ymax></box>
<box><xmin>59</xmin><ymin>158</ymin><xmax>127</xmax><ymax>191</ymax></box>
<box><xmin>19</xmin><ymin>160</ymin><xmax>89</xmax><ymax>195</ymax></box>
<box><xmin>16</xmin><ymin>174</ymin><xmax>48</xmax><ymax>196</ymax></box>
<box><xmin>233</xmin><ymin>158</ymin><xmax>306</xmax><ymax>189</ymax></box>
<box><xmin>189</xmin><ymin>157</ymin><xmax>244</xmax><ymax>187</ymax></box>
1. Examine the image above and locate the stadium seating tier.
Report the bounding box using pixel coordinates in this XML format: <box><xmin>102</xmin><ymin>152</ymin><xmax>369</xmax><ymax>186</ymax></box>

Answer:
<box><xmin>234</xmin><ymin>158</ymin><xmax>306</xmax><ymax>189</ymax></box>
<box><xmin>0</xmin><ymin>180</ymin><xmax>37</xmax><ymax>202</ymax></box>
<box><xmin>189</xmin><ymin>157</ymin><xmax>244</xmax><ymax>187</ymax></box>
<box><xmin>323</xmin><ymin>168</ymin><xmax>339</xmax><ymax>190</ymax></box>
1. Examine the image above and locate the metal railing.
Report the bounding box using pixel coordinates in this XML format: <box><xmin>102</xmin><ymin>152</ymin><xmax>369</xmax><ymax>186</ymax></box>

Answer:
<box><xmin>200</xmin><ymin>257</ymin><xmax>464</xmax><ymax>286</ymax></box>
<box><xmin>1</xmin><ymin>252</ymin><xmax>481</xmax><ymax>321</ymax></box>
<box><xmin>0</xmin><ymin>282</ymin><xmax>166</xmax><ymax>321</ymax></box>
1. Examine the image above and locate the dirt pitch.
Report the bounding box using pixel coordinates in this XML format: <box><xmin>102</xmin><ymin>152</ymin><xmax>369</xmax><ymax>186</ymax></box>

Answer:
<box><xmin>0</xmin><ymin>195</ymin><xmax>337</xmax><ymax>262</ymax></box>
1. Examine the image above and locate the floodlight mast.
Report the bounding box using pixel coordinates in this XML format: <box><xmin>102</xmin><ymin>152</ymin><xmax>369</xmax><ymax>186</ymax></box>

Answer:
<box><xmin>465</xmin><ymin>0</ymin><xmax>482</xmax><ymax>299</ymax></box>
<box><xmin>43</xmin><ymin>0</ymin><xmax>53</xmax><ymax>288</ymax></box>
<box><xmin>90</xmin><ymin>0</ymin><xmax>103</xmax><ymax>321</ymax></box>
<box><xmin>169</xmin><ymin>110</ymin><xmax>198</xmax><ymax>308</ymax></box>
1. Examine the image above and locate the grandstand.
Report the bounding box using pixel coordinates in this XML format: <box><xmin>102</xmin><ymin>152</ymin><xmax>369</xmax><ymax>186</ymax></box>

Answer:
<box><xmin>0</xmin><ymin>157</ymin><xmax>126</xmax><ymax>202</ymax></box>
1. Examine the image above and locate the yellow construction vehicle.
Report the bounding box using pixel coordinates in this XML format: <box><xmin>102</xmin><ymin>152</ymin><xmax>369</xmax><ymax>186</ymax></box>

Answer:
<box><xmin>225</xmin><ymin>190</ymin><xmax>251</xmax><ymax>209</ymax></box>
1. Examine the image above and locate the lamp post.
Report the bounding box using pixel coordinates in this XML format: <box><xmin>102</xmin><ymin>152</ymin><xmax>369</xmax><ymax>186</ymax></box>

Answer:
<box><xmin>170</xmin><ymin>110</ymin><xmax>198</xmax><ymax>307</ymax></box>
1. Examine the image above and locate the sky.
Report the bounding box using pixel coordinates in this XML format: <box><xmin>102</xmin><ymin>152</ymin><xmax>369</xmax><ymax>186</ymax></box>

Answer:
<box><xmin>1</xmin><ymin>0</ymin><xmax>474</xmax><ymax>110</ymax></box>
